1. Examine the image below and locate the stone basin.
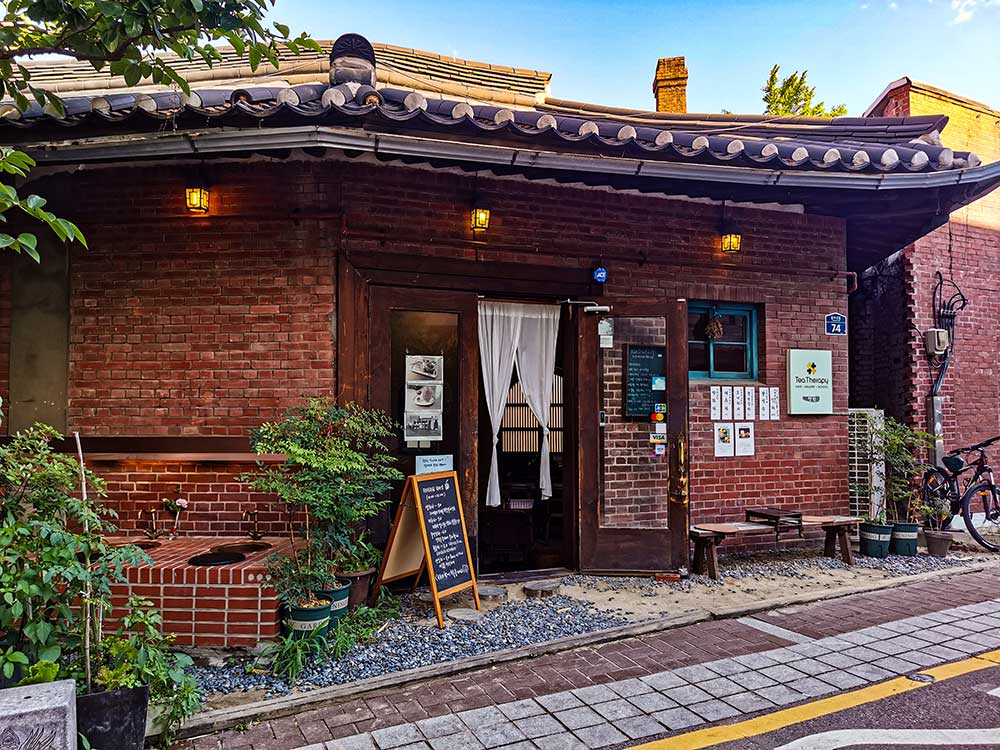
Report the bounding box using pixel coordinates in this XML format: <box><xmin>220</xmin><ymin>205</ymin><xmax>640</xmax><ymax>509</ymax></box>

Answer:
<box><xmin>209</xmin><ymin>541</ymin><xmax>272</xmax><ymax>555</ymax></box>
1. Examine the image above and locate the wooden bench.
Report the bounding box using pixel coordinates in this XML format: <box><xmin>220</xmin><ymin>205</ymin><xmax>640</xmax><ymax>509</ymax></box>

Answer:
<box><xmin>690</xmin><ymin>514</ymin><xmax>862</xmax><ymax>580</ymax></box>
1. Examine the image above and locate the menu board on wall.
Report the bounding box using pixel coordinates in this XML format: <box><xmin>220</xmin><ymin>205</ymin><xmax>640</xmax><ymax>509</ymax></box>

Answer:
<box><xmin>624</xmin><ymin>345</ymin><xmax>666</xmax><ymax>418</ymax></box>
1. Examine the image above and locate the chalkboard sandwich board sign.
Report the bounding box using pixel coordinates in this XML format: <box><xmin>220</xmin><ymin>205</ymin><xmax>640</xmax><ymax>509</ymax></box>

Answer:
<box><xmin>371</xmin><ymin>471</ymin><xmax>480</xmax><ymax>628</ymax></box>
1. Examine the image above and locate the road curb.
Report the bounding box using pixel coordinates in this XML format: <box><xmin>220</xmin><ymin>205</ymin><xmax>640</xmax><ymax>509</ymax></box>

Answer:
<box><xmin>179</xmin><ymin>559</ymin><xmax>998</xmax><ymax>739</ymax></box>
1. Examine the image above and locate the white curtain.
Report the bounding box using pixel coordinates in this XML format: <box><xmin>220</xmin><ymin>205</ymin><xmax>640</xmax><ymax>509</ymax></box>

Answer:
<box><xmin>515</xmin><ymin>305</ymin><xmax>561</xmax><ymax>499</ymax></box>
<box><xmin>478</xmin><ymin>302</ymin><xmax>523</xmax><ymax>508</ymax></box>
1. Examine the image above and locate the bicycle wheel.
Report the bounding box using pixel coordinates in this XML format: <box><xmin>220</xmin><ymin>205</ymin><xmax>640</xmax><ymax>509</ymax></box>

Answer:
<box><xmin>920</xmin><ymin>468</ymin><xmax>956</xmax><ymax>528</ymax></box>
<box><xmin>961</xmin><ymin>481</ymin><xmax>1000</xmax><ymax>552</ymax></box>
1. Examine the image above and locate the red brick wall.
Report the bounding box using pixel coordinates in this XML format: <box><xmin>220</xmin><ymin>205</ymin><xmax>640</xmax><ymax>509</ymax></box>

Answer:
<box><xmin>600</xmin><ymin>317</ymin><xmax>671</xmax><ymax>528</ymax></box>
<box><xmin>852</xmin><ymin>84</ymin><xmax>1000</xmax><ymax>450</ymax></box>
<box><xmin>2</xmin><ymin>160</ymin><xmax>851</xmax><ymax>542</ymax></box>
<box><xmin>64</xmin><ymin>168</ymin><xmax>335</xmax><ymax>436</ymax></box>
<box><xmin>94</xmin><ymin>460</ymin><xmax>296</xmax><ymax>537</ymax></box>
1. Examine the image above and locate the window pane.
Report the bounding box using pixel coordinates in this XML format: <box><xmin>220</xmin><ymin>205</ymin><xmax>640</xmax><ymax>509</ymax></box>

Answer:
<box><xmin>688</xmin><ymin>342</ymin><xmax>709</xmax><ymax>371</ymax></box>
<box><xmin>713</xmin><ymin>343</ymin><xmax>747</xmax><ymax>373</ymax></box>
<box><xmin>688</xmin><ymin>310</ymin><xmax>709</xmax><ymax>340</ymax></box>
<box><xmin>717</xmin><ymin>314</ymin><xmax>747</xmax><ymax>343</ymax></box>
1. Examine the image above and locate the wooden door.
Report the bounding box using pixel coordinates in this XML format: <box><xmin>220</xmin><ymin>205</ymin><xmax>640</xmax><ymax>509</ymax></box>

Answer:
<box><xmin>369</xmin><ymin>287</ymin><xmax>480</xmax><ymax>544</ymax></box>
<box><xmin>573</xmin><ymin>300</ymin><xmax>689</xmax><ymax>573</ymax></box>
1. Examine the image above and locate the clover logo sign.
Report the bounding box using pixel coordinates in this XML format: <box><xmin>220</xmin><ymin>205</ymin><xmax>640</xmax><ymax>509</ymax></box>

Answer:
<box><xmin>806</xmin><ymin>362</ymin><xmax>818</xmax><ymax>375</ymax></box>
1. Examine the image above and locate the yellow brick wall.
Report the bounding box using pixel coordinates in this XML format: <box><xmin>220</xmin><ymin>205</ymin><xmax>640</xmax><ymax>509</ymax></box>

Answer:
<box><xmin>910</xmin><ymin>88</ymin><xmax>1000</xmax><ymax>229</ymax></box>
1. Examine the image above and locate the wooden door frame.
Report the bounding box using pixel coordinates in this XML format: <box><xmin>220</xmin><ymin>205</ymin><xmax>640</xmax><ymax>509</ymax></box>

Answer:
<box><xmin>369</xmin><ymin>285</ymin><xmax>480</xmax><ymax>529</ymax></box>
<box><xmin>337</xmin><ymin>249</ymin><xmax>598</xmax><ymax>570</ymax></box>
<box><xmin>575</xmin><ymin>299</ymin><xmax>690</xmax><ymax>573</ymax></box>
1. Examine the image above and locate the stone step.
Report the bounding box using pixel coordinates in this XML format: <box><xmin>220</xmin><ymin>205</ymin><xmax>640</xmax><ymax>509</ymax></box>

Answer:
<box><xmin>523</xmin><ymin>580</ymin><xmax>560</xmax><ymax>598</ymax></box>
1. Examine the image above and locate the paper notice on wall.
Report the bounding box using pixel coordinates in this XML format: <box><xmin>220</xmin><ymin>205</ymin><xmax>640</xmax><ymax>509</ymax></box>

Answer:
<box><xmin>745</xmin><ymin>386</ymin><xmax>756</xmax><ymax>421</ymax></box>
<box><xmin>770</xmin><ymin>387</ymin><xmax>780</xmax><ymax>420</ymax></box>
<box><xmin>714</xmin><ymin>423</ymin><xmax>735</xmax><ymax>457</ymax></box>
<box><xmin>721</xmin><ymin>387</ymin><xmax>733</xmax><ymax>420</ymax></box>
<box><xmin>735</xmin><ymin>422</ymin><xmax>755</xmax><ymax>456</ymax></box>
<box><xmin>733</xmin><ymin>387</ymin><xmax>745</xmax><ymax>420</ymax></box>
<box><xmin>758</xmin><ymin>387</ymin><xmax>770</xmax><ymax>420</ymax></box>
<box><xmin>710</xmin><ymin>386</ymin><xmax>722</xmax><ymax>420</ymax></box>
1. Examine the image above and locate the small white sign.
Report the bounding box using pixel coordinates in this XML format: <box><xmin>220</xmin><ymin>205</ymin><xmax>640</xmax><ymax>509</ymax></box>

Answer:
<box><xmin>744</xmin><ymin>386</ymin><xmax>756</xmax><ymax>421</ymax></box>
<box><xmin>786</xmin><ymin>350</ymin><xmax>832</xmax><ymax>415</ymax></box>
<box><xmin>655</xmin><ymin>422</ymin><xmax>667</xmax><ymax>434</ymax></box>
<box><xmin>770</xmin><ymin>386</ymin><xmax>780</xmax><ymax>420</ymax></box>
<box><xmin>735</xmin><ymin>422</ymin><xmax>755</xmax><ymax>456</ymax></box>
<box><xmin>733</xmin><ymin>387</ymin><xmax>745</xmax><ymax>421</ymax></box>
<box><xmin>652</xmin><ymin>375</ymin><xmax>666</xmax><ymax>391</ymax></box>
<box><xmin>714</xmin><ymin>422</ymin><xmax>735</xmax><ymax>457</ymax></box>
<box><xmin>710</xmin><ymin>386</ymin><xmax>722</xmax><ymax>420</ymax></box>
<box><xmin>416</xmin><ymin>454</ymin><xmax>454</xmax><ymax>474</ymax></box>
<box><xmin>758</xmin><ymin>387</ymin><xmax>770</xmax><ymax>421</ymax></box>
<box><xmin>721</xmin><ymin>386</ymin><xmax>733</xmax><ymax>420</ymax></box>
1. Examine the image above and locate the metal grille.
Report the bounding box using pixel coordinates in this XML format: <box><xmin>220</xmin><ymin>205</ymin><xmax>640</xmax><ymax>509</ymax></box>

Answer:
<box><xmin>849</xmin><ymin>408</ymin><xmax>885</xmax><ymax>519</ymax></box>
<box><xmin>500</xmin><ymin>375</ymin><xmax>564</xmax><ymax>453</ymax></box>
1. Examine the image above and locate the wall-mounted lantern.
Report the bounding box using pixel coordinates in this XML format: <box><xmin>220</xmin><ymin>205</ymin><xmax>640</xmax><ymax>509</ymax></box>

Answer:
<box><xmin>471</xmin><ymin>194</ymin><xmax>491</xmax><ymax>235</ymax></box>
<box><xmin>720</xmin><ymin>201</ymin><xmax>741</xmax><ymax>253</ymax></box>
<box><xmin>185</xmin><ymin>180</ymin><xmax>210</xmax><ymax>214</ymax></box>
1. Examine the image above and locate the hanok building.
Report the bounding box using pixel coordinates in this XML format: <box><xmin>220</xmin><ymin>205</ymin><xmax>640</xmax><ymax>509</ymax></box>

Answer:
<box><xmin>2</xmin><ymin>34</ymin><xmax>999</xmax><ymax>610</ymax></box>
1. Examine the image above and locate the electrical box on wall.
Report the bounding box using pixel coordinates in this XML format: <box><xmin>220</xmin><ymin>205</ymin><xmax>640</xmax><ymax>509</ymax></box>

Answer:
<box><xmin>924</xmin><ymin>329</ymin><xmax>949</xmax><ymax>356</ymax></box>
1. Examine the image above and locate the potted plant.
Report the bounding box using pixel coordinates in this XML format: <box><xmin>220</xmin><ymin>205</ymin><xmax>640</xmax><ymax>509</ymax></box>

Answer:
<box><xmin>76</xmin><ymin>596</ymin><xmax>201</xmax><ymax>748</ymax></box>
<box><xmin>0</xmin><ymin>421</ymin><xmax>201</xmax><ymax>750</ymax></box>
<box><xmin>859</xmin><ymin>510</ymin><xmax>893</xmax><ymax>558</ymax></box>
<box><xmin>265</xmin><ymin>547</ymin><xmax>335</xmax><ymax>639</ymax></box>
<box><xmin>858</xmin><ymin>415</ymin><xmax>934</xmax><ymax>557</ymax></box>
<box><xmin>920</xmin><ymin>486</ymin><xmax>954</xmax><ymax>557</ymax></box>
<box><xmin>240</xmin><ymin>399</ymin><xmax>401</xmax><ymax>621</ymax></box>
<box><xmin>335</xmin><ymin>533</ymin><xmax>383</xmax><ymax>611</ymax></box>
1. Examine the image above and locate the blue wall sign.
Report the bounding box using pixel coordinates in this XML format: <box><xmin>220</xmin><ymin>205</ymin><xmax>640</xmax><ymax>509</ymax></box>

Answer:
<box><xmin>825</xmin><ymin>312</ymin><xmax>847</xmax><ymax>336</ymax></box>
<box><xmin>593</xmin><ymin>266</ymin><xmax>608</xmax><ymax>283</ymax></box>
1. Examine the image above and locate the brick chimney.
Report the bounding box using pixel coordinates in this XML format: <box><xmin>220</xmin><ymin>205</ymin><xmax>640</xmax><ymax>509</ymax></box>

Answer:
<box><xmin>652</xmin><ymin>56</ymin><xmax>688</xmax><ymax>113</ymax></box>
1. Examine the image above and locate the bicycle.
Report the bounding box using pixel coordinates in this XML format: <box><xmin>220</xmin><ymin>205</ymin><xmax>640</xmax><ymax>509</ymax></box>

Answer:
<box><xmin>920</xmin><ymin>435</ymin><xmax>1000</xmax><ymax>552</ymax></box>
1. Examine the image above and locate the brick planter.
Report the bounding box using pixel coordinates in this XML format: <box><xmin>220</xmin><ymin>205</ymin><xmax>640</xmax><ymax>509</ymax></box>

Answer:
<box><xmin>106</xmin><ymin>535</ymin><xmax>290</xmax><ymax>648</ymax></box>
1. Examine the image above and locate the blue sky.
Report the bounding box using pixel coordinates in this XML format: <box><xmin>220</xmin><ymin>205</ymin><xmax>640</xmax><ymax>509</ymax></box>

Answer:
<box><xmin>267</xmin><ymin>0</ymin><xmax>1000</xmax><ymax>115</ymax></box>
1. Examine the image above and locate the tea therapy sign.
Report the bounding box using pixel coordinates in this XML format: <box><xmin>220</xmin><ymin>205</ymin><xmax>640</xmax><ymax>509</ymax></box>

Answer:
<box><xmin>787</xmin><ymin>349</ymin><xmax>833</xmax><ymax>415</ymax></box>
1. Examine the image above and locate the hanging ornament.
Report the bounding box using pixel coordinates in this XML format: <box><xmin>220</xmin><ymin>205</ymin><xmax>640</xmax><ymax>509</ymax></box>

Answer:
<box><xmin>705</xmin><ymin>313</ymin><xmax>724</xmax><ymax>341</ymax></box>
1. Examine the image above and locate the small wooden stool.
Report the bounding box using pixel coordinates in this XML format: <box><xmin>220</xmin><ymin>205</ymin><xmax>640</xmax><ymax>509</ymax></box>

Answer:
<box><xmin>802</xmin><ymin>515</ymin><xmax>862</xmax><ymax>565</ymax></box>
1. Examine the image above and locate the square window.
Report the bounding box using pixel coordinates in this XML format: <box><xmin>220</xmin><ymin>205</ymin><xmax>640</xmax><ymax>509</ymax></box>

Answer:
<box><xmin>687</xmin><ymin>302</ymin><xmax>758</xmax><ymax>380</ymax></box>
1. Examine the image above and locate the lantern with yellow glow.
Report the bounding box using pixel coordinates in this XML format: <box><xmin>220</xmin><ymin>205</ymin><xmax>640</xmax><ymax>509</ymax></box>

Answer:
<box><xmin>185</xmin><ymin>183</ymin><xmax>210</xmax><ymax>214</ymax></box>
<box><xmin>471</xmin><ymin>205</ymin><xmax>490</xmax><ymax>234</ymax></box>
<box><xmin>719</xmin><ymin>201</ymin><xmax>741</xmax><ymax>253</ymax></box>
<box><xmin>721</xmin><ymin>225</ymin><xmax>742</xmax><ymax>253</ymax></box>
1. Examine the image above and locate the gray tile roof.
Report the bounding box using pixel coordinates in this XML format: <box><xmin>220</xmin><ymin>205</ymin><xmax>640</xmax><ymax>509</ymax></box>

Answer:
<box><xmin>0</xmin><ymin>79</ymin><xmax>974</xmax><ymax>175</ymax></box>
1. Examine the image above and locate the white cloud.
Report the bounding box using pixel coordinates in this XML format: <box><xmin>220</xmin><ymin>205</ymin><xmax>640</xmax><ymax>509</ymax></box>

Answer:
<box><xmin>952</xmin><ymin>0</ymin><xmax>1000</xmax><ymax>23</ymax></box>
<box><xmin>888</xmin><ymin>1</ymin><xmax>898</xmax><ymax>7</ymax></box>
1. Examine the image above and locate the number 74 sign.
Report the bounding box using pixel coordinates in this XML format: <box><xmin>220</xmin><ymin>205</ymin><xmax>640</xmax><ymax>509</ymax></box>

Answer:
<box><xmin>825</xmin><ymin>312</ymin><xmax>847</xmax><ymax>336</ymax></box>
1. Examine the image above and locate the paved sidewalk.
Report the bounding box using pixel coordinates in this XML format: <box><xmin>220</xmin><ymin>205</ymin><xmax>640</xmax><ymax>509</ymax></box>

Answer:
<box><xmin>185</xmin><ymin>569</ymin><xmax>1000</xmax><ymax>750</ymax></box>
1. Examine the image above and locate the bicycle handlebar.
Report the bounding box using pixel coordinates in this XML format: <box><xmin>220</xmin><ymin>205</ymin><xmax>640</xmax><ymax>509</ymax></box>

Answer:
<box><xmin>948</xmin><ymin>435</ymin><xmax>1000</xmax><ymax>456</ymax></box>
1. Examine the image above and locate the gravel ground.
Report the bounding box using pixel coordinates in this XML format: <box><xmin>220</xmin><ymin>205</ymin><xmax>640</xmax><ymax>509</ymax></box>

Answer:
<box><xmin>562</xmin><ymin>548</ymin><xmax>991</xmax><ymax>595</ymax></box>
<box><xmin>190</xmin><ymin>595</ymin><xmax>628</xmax><ymax>697</ymax></box>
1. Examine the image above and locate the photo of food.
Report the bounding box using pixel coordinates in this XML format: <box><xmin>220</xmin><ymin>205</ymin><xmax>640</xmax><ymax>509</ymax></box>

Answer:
<box><xmin>717</xmin><ymin>426</ymin><xmax>731</xmax><ymax>444</ymax></box>
<box><xmin>405</xmin><ymin>384</ymin><xmax>443</xmax><ymax>413</ymax></box>
<box><xmin>404</xmin><ymin>413</ymin><xmax>443</xmax><ymax>441</ymax></box>
<box><xmin>738</xmin><ymin>427</ymin><xmax>752</xmax><ymax>439</ymax></box>
<box><xmin>406</xmin><ymin>355</ymin><xmax>443</xmax><ymax>384</ymax></box>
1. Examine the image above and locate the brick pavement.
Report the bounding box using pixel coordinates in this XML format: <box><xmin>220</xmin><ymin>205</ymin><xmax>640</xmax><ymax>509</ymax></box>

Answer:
<box><xmin>753</xmin><ymin>568</ymin><xmax>1000</xmax><ymax>639</ymax></box>
<box><xmin>183</xmin><ymin>569</ymin><xmax>1000</xmax><ymax>750</ymax></box>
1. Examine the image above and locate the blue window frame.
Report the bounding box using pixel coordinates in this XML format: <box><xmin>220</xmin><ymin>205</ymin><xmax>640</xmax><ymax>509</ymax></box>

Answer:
<box><xmin>687</xmin><ymin>302</ymin><xmax>758</xmax><ymax>380</ymax></box>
